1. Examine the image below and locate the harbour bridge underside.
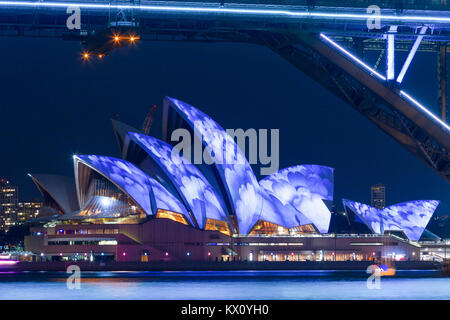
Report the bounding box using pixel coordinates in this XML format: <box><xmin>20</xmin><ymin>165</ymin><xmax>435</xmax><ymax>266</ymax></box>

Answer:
<box><xmin>1</xmin><ymin>0</ymin><xmax>449</xmax><ymax>181</ymax></box>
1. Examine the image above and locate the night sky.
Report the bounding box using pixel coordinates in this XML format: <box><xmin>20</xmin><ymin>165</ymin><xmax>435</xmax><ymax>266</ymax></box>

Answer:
<box><xmin>0</xmin><ymin>37</ymin><xmax>449</xmax><ymax>214</ymax></box>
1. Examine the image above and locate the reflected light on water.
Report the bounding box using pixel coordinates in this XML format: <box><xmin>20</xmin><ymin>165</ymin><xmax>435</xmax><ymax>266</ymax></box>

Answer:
<box><xmin>0</xmin><ymin>270</ymin><xmax>448</xmax><ymax>300</ymax></box>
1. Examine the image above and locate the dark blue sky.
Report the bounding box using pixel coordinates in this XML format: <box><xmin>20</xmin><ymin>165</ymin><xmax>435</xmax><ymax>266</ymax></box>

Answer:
<box><xmin>0</xmin><ymin>37</ymin><xmax>449</xmax><ymax>214</ymax></box>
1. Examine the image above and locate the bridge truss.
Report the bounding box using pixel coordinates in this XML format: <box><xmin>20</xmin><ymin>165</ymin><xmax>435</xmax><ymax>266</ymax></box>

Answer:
<box><xmin>0</xmin><ymin>0</ymin><xmax>449</xmax><ymax>181</ymax></box>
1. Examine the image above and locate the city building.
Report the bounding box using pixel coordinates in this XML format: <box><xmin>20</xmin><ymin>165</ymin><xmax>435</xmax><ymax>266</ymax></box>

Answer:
<box><xmin>371</xmin><ymin>184</ymin><xmax>386</xmax><ymax>209</ymax></box>
<box><xmin>24</xmin><ymin>97</ymin><xmax>439</xmax><ymax>263</ymax></box>
<box><xmin>0</xmin><ymin>179</ymin><xmax>18</xmax><ymax>231</ymax></box>
<box><xmin>17</xmin><ymin>201</ymin><xmax>42</xmax><ymax>223</ymax></box>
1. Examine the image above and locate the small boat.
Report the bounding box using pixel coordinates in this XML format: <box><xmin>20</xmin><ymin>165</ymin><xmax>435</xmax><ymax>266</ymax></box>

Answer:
<box><xmin>379</xmin><ymin>263</ymin><xmax>396</xmax><ymax>276</ymax></box>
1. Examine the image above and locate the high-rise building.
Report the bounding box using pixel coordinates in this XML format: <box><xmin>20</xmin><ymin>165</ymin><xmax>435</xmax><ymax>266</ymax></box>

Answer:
<box><xmin>17</xmin><ymin>201</ymin><xmax>42</xmax><ymax>223</ymax></box>
<box><xmin>0</xmin><ymin>179</ymin><xmax>19</xmax><ymax>231</ymax></box>
<box><xmin>371</xmin><ymin>184</ymin><xmax>386</xmax><ymax>209</ymax></box>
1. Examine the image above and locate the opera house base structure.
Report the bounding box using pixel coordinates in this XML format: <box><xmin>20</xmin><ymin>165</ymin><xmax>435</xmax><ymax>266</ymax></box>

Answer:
<box><xmin>25</xmin><ymin>220</ymin><xmax>422</xmax><ymax>263</ymax></box>
<box><xmin>23</xmin><ymin>97</ymin><xmax>440</xmax><ymax>265</ymax></box>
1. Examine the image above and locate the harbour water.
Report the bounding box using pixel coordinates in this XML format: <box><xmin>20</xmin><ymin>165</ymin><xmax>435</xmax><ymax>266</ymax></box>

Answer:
<box><xmin>0</xmin><ymin>270</ymin><xmax>449</xmax><ymax>300</ymax></box>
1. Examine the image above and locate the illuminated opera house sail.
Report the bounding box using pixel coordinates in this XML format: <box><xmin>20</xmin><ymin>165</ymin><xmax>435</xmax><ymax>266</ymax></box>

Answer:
<box><xmin>342</xmin><ymin>199</ymin><xmax>440</xmax><ymax>241</ymax></box>
<box><xmin>257</xmin><ymin>165</ymin><xmax>334</xmax><ymax>235</ymax></box>
<box><xmin>27</xmin><ymin>96</ymin><xmax>334</xmax><ymax>237</ymax></box>
<box><xmin>23</xmin><ymin>96</ymin><xmax>440</xmax><ymax>263</ymax></box>
<box><xmin>124</xmin><ymin>132</ymin><xmax>232</xmax><ymax>233</ymax></box>
<box><xmin>28</xmin><ymin>174</ymin><xmax>79</xmax><ymax>217</ymax></box>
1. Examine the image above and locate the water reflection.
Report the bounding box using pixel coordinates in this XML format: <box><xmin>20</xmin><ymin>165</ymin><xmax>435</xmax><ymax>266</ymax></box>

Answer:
<box><xmin>0</xmin><ymin>270</ymin><xmax>448</xmax><ymax>300</ymax></box>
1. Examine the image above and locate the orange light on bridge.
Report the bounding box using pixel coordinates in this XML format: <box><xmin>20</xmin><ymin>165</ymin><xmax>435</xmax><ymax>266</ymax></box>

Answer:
<box><xmin>82</xmin><ymin>51</ymin><xmax>90</xmax><ymax>60</ymax></box>
<box><xmin>128</xmin><ymin>34</ymin><xmax>140</xmax><ymax>43</ymax></box>
<box><xmin>112</xmin><ymin>33</ymin><xmax>121</xmax><ymax>43</ymax></box>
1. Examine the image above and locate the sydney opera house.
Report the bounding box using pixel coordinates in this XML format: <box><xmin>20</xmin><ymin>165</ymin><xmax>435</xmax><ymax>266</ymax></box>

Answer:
<box><xmin>24</xmin><ymin>97</ymin><xmax>440</xmax><ymax>263</ymax></box>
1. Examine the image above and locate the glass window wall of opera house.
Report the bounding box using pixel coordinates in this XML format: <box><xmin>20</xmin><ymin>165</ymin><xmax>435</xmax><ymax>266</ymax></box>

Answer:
<box><xmin>23</xmin><ymin>97</ymin><xmax>442</xmax><ymax>263</ymax></box>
